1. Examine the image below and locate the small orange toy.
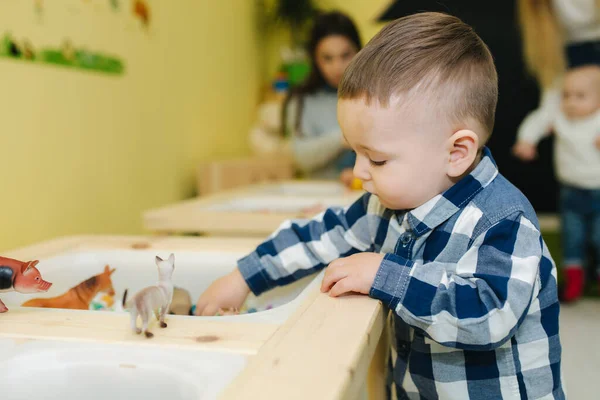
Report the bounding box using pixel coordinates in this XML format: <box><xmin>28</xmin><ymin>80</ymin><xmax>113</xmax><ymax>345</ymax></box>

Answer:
<box><xmin>350</xmin><ymin>177</ymin><xmax>363</xmax><ymax>190</ymax></box>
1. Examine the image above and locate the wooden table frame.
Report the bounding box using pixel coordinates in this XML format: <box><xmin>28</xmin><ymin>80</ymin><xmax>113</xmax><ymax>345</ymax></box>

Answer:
<box><xmin>2</xmin><ymin>235</ymin><xmax>387</xmax><ymax>400</ymax></box>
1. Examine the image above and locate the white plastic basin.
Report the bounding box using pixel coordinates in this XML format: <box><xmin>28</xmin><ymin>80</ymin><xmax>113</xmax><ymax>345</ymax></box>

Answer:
<box><xmin>201</xmin><ymin>195</ymin><xmax>343</xmax><ymax>214</ymax></box>
<box><xmin>1</xmin><ymin>248</ymin><xmax>322</xmax><ymax>323</ymax></box>
<box><xmin>0</xmin><ymin>339</ymin><xmax>247</xmax><ymax>400</ymax></box>
<box><xmin>253</xmin><ymin>182</ymin><xmax>349</xmax><ymax>197</ymax></box>
<box><xmin>0</xmin><ymin>248</ymin><xmax>327</xmax><ymax>400</ymax></box>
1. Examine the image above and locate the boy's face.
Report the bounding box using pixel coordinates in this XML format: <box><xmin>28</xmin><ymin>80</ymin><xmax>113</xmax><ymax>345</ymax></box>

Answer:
<box><xmin>338</xmin><ymin>96</ymin><xmax>453</xmax><ymax>210</ymax></box>
<box><xmin>562</xmin><ymin>66</ymin><xmax>600</xmax><ymax>120</ymax></box>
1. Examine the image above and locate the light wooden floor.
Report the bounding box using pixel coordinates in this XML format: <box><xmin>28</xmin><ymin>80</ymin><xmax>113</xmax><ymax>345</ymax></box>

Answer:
<box><xmin>560</xmin><ymin>299</ymin><xmax>600</xmax><ymax>400</ymax></box>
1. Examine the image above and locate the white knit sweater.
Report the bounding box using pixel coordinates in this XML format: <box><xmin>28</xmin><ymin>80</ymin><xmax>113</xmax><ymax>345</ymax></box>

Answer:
<box><xmin>521</xmin><ymin>108</ymin><xmax>600</xmax><ymax>189</ymax></box>
<box><xmin>517</xmin><ymin>0</ymin><xmax>600</xmax><ymax>188</ymax></box>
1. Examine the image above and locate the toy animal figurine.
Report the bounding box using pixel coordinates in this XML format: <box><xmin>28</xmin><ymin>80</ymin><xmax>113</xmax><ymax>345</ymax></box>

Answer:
<box><xmin>0</xmin><ymin>256</ymin><xmax>52</xmax><ymax>313</ymax></box>
<box><xmin>168</xmin><ymin>287</ymin><xmax>192</xmax><ymax>316</ymax></box>
<box><xmin>122</xmin><ymin>254</ymin><xmax>175</xmax><ymax>338</ymax></box>
<box><xmin>90</xmin><ymin>292</ymin><xmax>116</xmax><ymax>311</ymax></box>
<box><xmin>22</xmin><ymin>265</ymin><xmax>115</xmax><ymax>310</ymax></box>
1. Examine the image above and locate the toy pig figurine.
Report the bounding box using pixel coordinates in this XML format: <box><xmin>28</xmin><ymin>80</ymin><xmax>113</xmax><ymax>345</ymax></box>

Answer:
<box><xmin>0</xmin><ymin>256</ymin><xmax>52</xmax><ymax>313</ymax></box>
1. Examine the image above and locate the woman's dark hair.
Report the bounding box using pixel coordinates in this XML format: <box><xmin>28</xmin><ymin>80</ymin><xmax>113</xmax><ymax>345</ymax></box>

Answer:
<box><xmin>281</xmin><ymin>10</ymin><xmax>362</xmax><ymax>136</ymax></box>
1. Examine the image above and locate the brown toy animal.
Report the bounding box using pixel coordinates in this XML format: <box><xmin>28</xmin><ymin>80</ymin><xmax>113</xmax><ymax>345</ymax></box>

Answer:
<box><xmin>0</xmin><ymin>256</ymin><xmax>52</xmax><ymax>313</ymax></box>
<box><xmin>22</xmin><ymin>265</ymin><xmax>115</xmax><ymax>310</ymax></box>
<box><xmin>168</xmin><ymin>287</ymin><xmax>192</xmax><ymax>316</ymax></box>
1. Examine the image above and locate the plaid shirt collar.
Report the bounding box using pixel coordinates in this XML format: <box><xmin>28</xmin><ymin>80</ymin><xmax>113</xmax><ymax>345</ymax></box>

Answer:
<box><xmin>398</xmin><ymin>146</ymin><xmax>499</xmax><ymax>236</ymax></box>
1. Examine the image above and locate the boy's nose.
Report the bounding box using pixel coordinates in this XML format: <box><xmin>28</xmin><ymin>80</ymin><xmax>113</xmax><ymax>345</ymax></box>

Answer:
<box><xmin>353</xmin><ymin>158</ymin><xmax>371</xmax><ymax>181</ymax></box>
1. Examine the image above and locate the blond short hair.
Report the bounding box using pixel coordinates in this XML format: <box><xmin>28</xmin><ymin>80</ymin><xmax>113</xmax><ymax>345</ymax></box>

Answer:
<box><xmin>339</xmin><ymin>12</ymin><xmax>498</xmax><ymax>139</ymax></box>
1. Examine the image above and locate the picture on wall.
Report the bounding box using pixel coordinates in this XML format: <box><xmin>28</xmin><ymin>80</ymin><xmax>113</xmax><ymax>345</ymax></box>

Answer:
<box><xmin>0</xmin><ymin>32</ymin><xmax>125</xmax><ymax>75</ymax></box>
<box><xmin>0</xmin><ymin>0</ymin><xmax>157</xmax><ymax>76</ymax></box>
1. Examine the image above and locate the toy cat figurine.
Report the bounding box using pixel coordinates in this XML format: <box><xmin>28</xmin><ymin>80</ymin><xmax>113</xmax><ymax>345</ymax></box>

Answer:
<box><xmin>122</xmin><ymin>254</ymin><xmax>175</xmax><ymax>338</ymax></box>
<box><xmin>0</xmin><ymin>256</ymin><xmax>52</xmax><ymax>313</ymax></box>
<box><xmin>22</xmin><ymin>265</ymin><xmax>115</xmax><ymax>310</ymax></box>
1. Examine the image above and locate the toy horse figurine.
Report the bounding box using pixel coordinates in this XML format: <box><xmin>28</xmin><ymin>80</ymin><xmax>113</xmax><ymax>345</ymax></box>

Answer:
<box><xmin>22</xmin><ymin>265</ymin><xmax>115</xmax><ymax>310</ymax></box>
<box><xmin>122</xmin><ymin>254</ymin><xmax>175</xmax><ymax>338</ymax></box>
<box><xmin>0</xmin><ymin>256</ymin><xmax>52</xmax><ymax>313</ymax></box>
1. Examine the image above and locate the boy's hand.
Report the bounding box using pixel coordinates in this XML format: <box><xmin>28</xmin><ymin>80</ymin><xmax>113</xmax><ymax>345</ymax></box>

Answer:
<box><xmin>512</xmin><ymin>141</ymin><xmax>537</xmax><ymax>161</ymax></box>
<box><xmin>321</xmin><ymin>253</ymin><xmax>384</xmax><ymax>297</ymax></box>
<box><xmin>194</xmin><ymin>268</ymin><xmax>251</xmax><ymax>316</ymax></box>
<box><xmin>595</xmin><ymin>135</ymin><xmax>600</xmax><ymax>150</ymax></box>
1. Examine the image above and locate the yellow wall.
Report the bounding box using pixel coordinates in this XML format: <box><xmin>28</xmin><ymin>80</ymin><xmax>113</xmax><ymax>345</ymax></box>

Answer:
<box><xmin>0</xmin><ymin>0</ymin><xmax>260</xmax><ymax>251</ymax></box>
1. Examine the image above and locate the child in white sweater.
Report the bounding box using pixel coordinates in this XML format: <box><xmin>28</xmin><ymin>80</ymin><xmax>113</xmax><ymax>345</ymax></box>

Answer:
<box><xmin>514</xmin><ymin>64</ymin><xmax>600</xmax><ymax>302</ymax></box>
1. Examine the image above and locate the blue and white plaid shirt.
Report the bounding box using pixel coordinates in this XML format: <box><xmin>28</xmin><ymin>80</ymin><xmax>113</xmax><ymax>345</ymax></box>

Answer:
<box><xmin>238</xmin><ymin>148</ymin><xmax>565</xmax><ymax>399</ymax></box>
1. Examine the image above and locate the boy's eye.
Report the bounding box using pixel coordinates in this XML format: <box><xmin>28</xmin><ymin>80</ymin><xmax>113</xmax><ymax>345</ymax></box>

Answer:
<box><xmin>369</xmin><ymin>159</ymin><xmax>387</xmax><ymax>167</ymax></box>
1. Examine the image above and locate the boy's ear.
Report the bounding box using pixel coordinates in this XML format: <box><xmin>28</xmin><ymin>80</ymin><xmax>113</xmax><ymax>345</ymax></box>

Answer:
<box><xmin>446</xmin><ymin>130</ymin><xmax>479</xmax><ymax>178</ymax></box>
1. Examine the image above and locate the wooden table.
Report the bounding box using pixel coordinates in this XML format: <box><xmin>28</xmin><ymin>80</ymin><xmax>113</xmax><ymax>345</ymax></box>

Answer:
<box><xmin>1</xmin><ymin>235</ymin><xmax>387</xmax><ymax>400</ymax></box>
<box><xmin>142</xmin><ymin>180</ymin><xmax>364</xmax><ymax>237</ymax></box>
<box><xmin>537</xmin><ymin>213</ymin><xmax>559</xmax><ymax>233</ymax></box>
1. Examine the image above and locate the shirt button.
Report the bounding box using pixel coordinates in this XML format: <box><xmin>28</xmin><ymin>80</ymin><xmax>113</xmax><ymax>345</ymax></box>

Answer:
<box><xmin>400</xmin><ymin>231</ymin><xmax>413</xmax><ymax>247</ymax></box>
<box><xmin>397</xmin><ymin>342</ymin><xmax>409</xmax><ymax>357</ymax></box>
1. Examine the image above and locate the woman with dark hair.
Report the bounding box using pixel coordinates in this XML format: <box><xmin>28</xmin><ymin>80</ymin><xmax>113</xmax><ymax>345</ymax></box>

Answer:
<box><xmin>282</xmin><ymin>11</ymin><xmax>361</xmax><ymax>182</ymax></box>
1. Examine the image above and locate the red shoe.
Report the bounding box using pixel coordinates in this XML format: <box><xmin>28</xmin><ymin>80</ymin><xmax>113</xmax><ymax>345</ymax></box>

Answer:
<box><xmin>562</xmin><ymin>266</ymin><xmax>584</xmax><ymax>303</ymax></box>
